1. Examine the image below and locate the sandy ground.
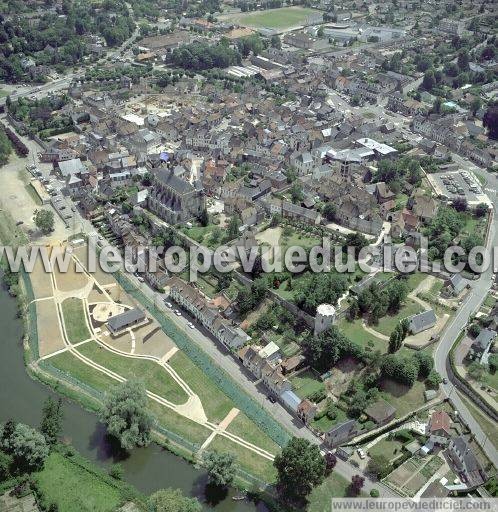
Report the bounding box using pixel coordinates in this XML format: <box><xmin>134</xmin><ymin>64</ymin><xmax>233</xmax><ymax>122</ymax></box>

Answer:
<box><xmin>30</xmin><ymin>257</ymin><xmax>54</xmax><ymax>299</ymax></box>
<box><xmin>53</xmin><ymin>259</ymin><xmax>89</xmax><ymax>292</ymax></box>
<box><xmin>135</xmin><ymin>327</ymin><xmax>175</xmax><ymax>359</ymax></box>
<box><xmin>36</xmin><ymin>299</ymin><xmax>65</xmax><ymax>357</ymax></box>
<box><xmin>73</xmin><ymin>246</ymin><xmax>116</xmax><ymax>286</ymax></box>
<box><xmin>87</xmin><ymin>286</ymin><xmax>111</xmax><ymax>303</ymax></box>
<box><xmin>92</xmin><ymin>302</ymin><xmax>126</xmax><ymax>322</ymax></box>
<box><xmin>0</xmin><ymin>153</ymin><xmax>69</xmax><ymax>244</ymax></box>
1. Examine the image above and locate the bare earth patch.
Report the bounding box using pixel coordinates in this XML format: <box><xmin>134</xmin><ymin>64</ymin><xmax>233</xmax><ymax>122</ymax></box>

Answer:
<box><xmin>36</xmin><ymin>299</ymin><xmax>65</xmax><ymax>357</ymax></box>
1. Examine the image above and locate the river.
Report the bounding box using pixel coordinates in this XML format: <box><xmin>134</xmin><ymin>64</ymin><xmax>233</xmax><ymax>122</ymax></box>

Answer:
<box><xmin>0</xmin><ymin>283</ymin><xmax>267</xmax><ymax>511</ymax></box>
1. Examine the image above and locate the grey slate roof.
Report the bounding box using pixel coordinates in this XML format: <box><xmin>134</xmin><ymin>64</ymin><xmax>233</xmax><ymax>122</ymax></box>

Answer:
<box><xmin>409</xmin><ymin>309</ymin><xmax>437</xmax><ymax>333</ymax></box>
<box><xmin>473</xmin><ymin>328</ymin><xmax>497</xmax><ymax>352</ymax></box>
<box><xmin>155</xmin><ymin>168</ymin><xmax>195</xmax><ymax>194</ymax></box>
<box><xmin>107</xmin><ymin>308</ymin><xmax>145</xmax><ymax>332</ymax></box>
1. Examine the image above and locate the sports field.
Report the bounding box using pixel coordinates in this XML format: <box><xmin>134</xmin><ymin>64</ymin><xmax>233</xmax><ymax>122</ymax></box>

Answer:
<box><xmin>226</xmin><ymin>7</ymin><xmax>319</xmax><ymax>30</ymax></box>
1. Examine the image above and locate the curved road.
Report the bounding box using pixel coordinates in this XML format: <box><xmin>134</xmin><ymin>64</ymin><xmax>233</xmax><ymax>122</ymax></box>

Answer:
<box><xmin>434</xmin><ymin>166</ymin><xmax>498</xmax><ymax>468</ymax></box>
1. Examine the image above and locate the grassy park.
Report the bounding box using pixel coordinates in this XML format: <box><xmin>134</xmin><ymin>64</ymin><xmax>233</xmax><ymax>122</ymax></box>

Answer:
<box><xmin>61</xmin><ymin>298</ymin><xmax>91</xmax><ymax>343</ymax></box>
<box><xmin>226</xmin><ymin>7</ymin><xmax>319</xmax><ymax>30</ymax></box>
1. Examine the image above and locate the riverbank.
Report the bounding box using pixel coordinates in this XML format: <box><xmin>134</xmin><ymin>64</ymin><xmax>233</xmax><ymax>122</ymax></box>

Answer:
<box><xmin>1</xmin><ymin>444</ymin><xmax>147</xmax><ymax>512</ymax></box>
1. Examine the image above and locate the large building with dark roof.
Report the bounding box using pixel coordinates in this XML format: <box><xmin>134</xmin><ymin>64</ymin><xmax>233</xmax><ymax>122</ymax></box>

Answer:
<box><xmin>148</xmin><ymin>168</ymin><xmax>205</xmax><ymax>224</ymax></box>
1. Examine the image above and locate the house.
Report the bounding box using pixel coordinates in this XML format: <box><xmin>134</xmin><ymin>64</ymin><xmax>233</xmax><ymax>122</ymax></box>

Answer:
<box><xmin>364</xmin><ymin>399</ymin><xmax>396</xmax><ymax>426</ymax></box>
<box><xmin>58</xmin><ymin>158</ymin><xmax>88</xmax><ymax>179</ymax></box>
<box><xmin>467</xmin><ymin>328</ymin><xmax>497</xmax><ymax>364</ymax></box>
<box><xmin>325</xmin><ymin>420</ymin><xmax>360</xmax><ymax>448</ymax></box>
<box><xmin>446</xmin><ymin>437</ymin><xmax>487</xmax><ymax>489</ymax></box>
<box><xmin>408</xmin><ymin>309</ymin><xmax>437</xmax><ymax>334</ymax></box>
<box><xmin>374</xmin><ymin>182</ymin><xmax>396</xmax><ymax>204</ymax></box>
<box><xmin>297</xmin><ymin>399</ymin><xmax>317</xmax><ymax>425</ymax></box>
<box><xmin>409</xmin><ymin>193</ymin><xmax>438</xmax><ymax>223</ymax></box>
<box><xmin>428</xmin><ymin>410</ymin><xmax>452</xmax><ymax>446</ymax></box>
<box><xmin>261</xmin><ymin>364</ymin><xmax>292</xmax><ymax>396</ymax></box>
<box><xmin>107</xmin><ymin>308</ymin><xmax>146</xmax><ymax>335</ymax></box>
<box><xmin>280</xmin><ymin>389</ymin><xmax>302</xmax><ymax>413</ymax></box>
<box><xmin>445</xmin><ymin>274</ymin><xmax>469</xmax><ymax>296</ymax></box>
<box><xmin>238</xmin><ymin>345</ymin><xmax>266</xmax><ymax>378</ymax></box>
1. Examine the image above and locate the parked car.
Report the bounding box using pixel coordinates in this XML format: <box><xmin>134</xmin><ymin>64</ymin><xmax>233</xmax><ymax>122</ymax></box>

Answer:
<box><xmin>164</xmin><ymin>301</ymin><xmax>172</xmax><ymax>308</ymax></box>
<box><xmin>357</xmin><ymin>448</ymin><xmax>366</xmax><ymax>460</ymax></box>
<box><xmin>188</xmin><ymin>322</ymin><xmax>195</xmax><ymax>329</ymax></box>
<box><xmin>174</xmin><ymin>309</ymin><xmax>182</xmax><ymax>316</ymax></box>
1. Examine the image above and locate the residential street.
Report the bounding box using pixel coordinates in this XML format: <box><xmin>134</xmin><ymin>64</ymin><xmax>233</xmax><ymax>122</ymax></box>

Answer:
<box><xmin>434</xmin><ymin>166</ymin><xmax>498</xmax><ymax>467</ymax></box>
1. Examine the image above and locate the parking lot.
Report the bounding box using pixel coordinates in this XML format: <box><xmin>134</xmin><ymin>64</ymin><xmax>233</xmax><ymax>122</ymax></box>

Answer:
<box><xmin>428</xmin><ymin>169</ymin><xmax>490</xmax><ymax>205</ymax></box>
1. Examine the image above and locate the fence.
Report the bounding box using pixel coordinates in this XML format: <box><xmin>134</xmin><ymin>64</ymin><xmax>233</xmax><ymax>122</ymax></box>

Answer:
<box><xmin>113</xmin><ymin>270</ymin><xmax>291</xmax><ymax>448</ymax></box>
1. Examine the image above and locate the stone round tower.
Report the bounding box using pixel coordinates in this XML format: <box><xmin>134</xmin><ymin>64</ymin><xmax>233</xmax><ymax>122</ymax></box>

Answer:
<box><xmin>314</xmin><ymin>304</ymin><xmax>336</xmax><ymax>336</ymax></box>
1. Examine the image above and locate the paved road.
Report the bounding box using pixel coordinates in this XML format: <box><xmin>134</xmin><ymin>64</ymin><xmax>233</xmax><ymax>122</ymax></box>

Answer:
<box><xmin>434</xmin><ymin>166</ymin><xmax>498</xmax><ymax>468</ymax></box>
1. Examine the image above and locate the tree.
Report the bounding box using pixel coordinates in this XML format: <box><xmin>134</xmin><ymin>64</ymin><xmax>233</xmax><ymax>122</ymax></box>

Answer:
<box><xmin>389</xmin><ymin>326</ymin><xmax>402</xmax><ymax>354</ymax></box>
<box><xmin>457</xmin><ymin>50</ymin><xmax>469</xmax><ymax>71</ymax></box>
<box><xmin>426</xmin><ymin>370</ymin><xmax>442</xmax><ymax>389</ymax></box>
<box><xmin>34</xmin><ymin>209</ymin><xmax>54</xmax><ymax>234</ymax></box>
<box><xmin>99</xmin><ymin>380</ymin><xmax>153</xmax><ymax>451</ymax></box>
<box><xmin>290</xmin><ymin>182</ymin><xmax>304</xmax><ymax>204</ymax></box>
<box><xmin>422</xmin><ymin>69</ymin><xmax>435</xmax><ymax>91</ymax></box>
<box><xmin>148</xmin><ymin>488</ymin><xmax>201</xmax><ymax>512</ymax></box>
<box><xmin>270</xmin><ymin>35</ymin><xmax>281</xmax><ymax>49</ymax></box>
<box><xmin>452</xmin><ymin>197</ymin><xmax>468</xmax><ymax>212</ymax></box>
<box><xmin>345</xmin><ymin>232</ymin><xmax>369</xmax><ymax>259</ymax></box>
<box><xmin>471</xmin><ymin>97</ymin><xmax>482</xmax><ymax>116</ymax></box>
<box><xmin>323</xmin><ymin>202</ymin><xmax>337</xmax><ymax>222</ymax></box>
<box><xmin>199</xmin><ymin>208</ymin><xmax>209</xmax><ymax>227</ymax></box>
<box><xmin>40</xmin><ymin>397</ymin><xmax>63</xmax><ymax>446</ymax></box>
<box><xmin>488</xmin><ymin>354</ymin><xmax>498</xmax><ymax>374</ymax></box>
<box><xmin>325</xmin><ymin>452</ymin><xmax>337</xmax><ymax>475</ymax></box>
<box><xmin>414</xmin><ymin>351</ymin><xmax>433</xmax><ymax>378</ymax></box>
<box><xmin>203</xmin><ymin>451</ymin><xmax>237</xmax><ymax>487</ymax></box>
<box><xmin>274</xmin><ymin>437</ymin><xmax>325</xmax><ymax>503</ymax></box>
<box><xmin>483</xmin><ymin>106</ymin><xmax>498</xmax><ymax>140</ymax></box>
<box><xmin>349</xmin><ymin>474</ymin><xmax>365</xmax><ymax>496</ymax></box>
<box><xmin>9</xmin><ymin>423</ymin><xmax>49</xmax><ymax>473</ymax></box>
<box><xmin>227</xmin><ymin>215</ymin><xmax>240</xmax><ymax>239</ymax></box>
<box><xmin>475</xmin><ymin>203</ymin><xmax>488</xmax><ymax>218</ymax></box>
<box><xmin>367</xmin><ymin>454</ymin><xmax>391</xmax><ymax>479</ymax></box>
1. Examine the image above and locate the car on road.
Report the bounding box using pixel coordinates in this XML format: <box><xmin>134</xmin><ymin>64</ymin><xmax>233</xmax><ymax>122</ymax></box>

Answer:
<box><xmin>357</xmin><ymin>448</ymin><xmax>366</xmax><ymax>460</ymax></box>
<box><xmin>188</xmin><ymin>322</ymin><xmax>195</xmax><ymax>329</ymax></box>
<box><xmin>442</xmin><ymin>378</ymin><xmax>448</xmax><ymax>384</ymax></box>
<box><xmin>268</xmin><ymin>396</ymin><xmax>276</xmax><ymax>403</ymax></box>
<box><xmin>174</xmin><ymin>309</ymin><xmax>182</xmax><ymax>316</ymax></box>
<box><xmin>164</xmin><ymin>301</ymin><xmax>172</xmax><ymax>308</ymax></box>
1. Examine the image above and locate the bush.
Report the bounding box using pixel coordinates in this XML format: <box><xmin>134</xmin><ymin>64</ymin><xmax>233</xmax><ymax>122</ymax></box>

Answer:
<box><xmin>108</xmin><ymin>463</ymin><xmax>124</xmax><ymax>480</ymax></box>
<box><xmin>370</xmin><ymin>488</ymin><xmax>380</xmax><ymax>497</ymax></box>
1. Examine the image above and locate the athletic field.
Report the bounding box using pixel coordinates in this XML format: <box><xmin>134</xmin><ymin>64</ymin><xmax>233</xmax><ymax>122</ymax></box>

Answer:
<box><xmin>226</xmin><ymin>7</ymin><xmax>320</xmax><ymax>30</ymax></box>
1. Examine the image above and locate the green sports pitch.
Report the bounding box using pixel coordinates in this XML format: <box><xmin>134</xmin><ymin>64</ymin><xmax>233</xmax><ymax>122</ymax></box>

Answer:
<box><xmin>227</xmin><ymin>7</ymin><xmax>320</xmax><ymax>30</ymax></box>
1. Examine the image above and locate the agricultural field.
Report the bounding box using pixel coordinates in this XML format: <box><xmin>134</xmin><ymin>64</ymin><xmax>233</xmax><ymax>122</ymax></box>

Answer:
<box><xmin>224</xmin><ymin>7</ymin><xmax>320</xmax><ymax>30</ymax></box>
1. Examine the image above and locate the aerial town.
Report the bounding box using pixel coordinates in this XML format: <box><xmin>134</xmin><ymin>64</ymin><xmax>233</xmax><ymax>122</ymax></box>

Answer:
<box><xmin>0</xmin><ymin>1</ymin><xmax>497</xmax><ymax>511</ymax></box>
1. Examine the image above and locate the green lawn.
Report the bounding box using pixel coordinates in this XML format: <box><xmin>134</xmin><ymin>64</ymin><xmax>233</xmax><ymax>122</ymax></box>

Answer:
<box><xmin>373</xmin><ymin>300</ymin><xmax>423</xmax><ymax>337</ymax></box>
<box><xmin>368</xmin><ymin>439</ymin><xmax>404</xmax><ymax>463</ymax></box>
<box><xmin>482</xmin><ymin>369</ymin><xmax>498</xmax><ymax>394</ymax></box>
<box><xmin>225</xmin><ymin>412</ymin><xmax>280</xmax><ymax>455</ymax></box>
<box><xmin>308</xmin><ymin>472</ymin><xmax>354</xmax><ymax>509</ymax></box>
<box><xmin>338</xmin><ymin>318</ymin><xmax>386</xmax><ymax>353</ymax></box>
<box><xmin>34</xmin><ymin>452</ymin><xmax>126</xmax><ymax>512</ymax></box>
<box><xmin>229</xmin><ymin>7</ymin><xmax>319</xmax><ymax>30</ymax></box>
<box><xmin>168</xmin><ymin>351</ymin><xmax>234</xmax><ymax>423</ymax></box>
<box><xmin>208</xmin><ymin>435</ymin><xmax>277</xmax><ymax>484</ymax></box>
<box><xmin>77</xmin><ymin>342</ymin><xmax>189</xmax><ymax>405</ymax></box>
<box><xmin>0</xmin><ymin>89</ymin><xmax>8</xmax><ymax>98</ymax></box>
<box><xmin>380</xmin><ymin>379</ymin><xmax>427</xmax><ymax>418</ymax></box>
<box><xmin>457</xmin><ymin>392</ymin><xmax>498</xmax><ymax>450</ymax></box>
<box><xmin>290</xmin><ymin>370</ymin><xmax>324</xmax><ymax>399</ymax></box>
<box><xmin>61</xmin><ymin>298</ymin><xmax>91</xmax><ymax>343</ymax></box>
<box><xmin>310</xmin><ymin>407</ymin><xmax>348</xmax><ymax>434</ymax></box>
<box><xmin>147</xmin><ymin>399</ymin><xmax>212</xmax><ymax>446</ymax></box>
<box><xmin>48</xmin><ymin>351</ymin><xmax>116</xmax><ymax>393</ymax></box>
